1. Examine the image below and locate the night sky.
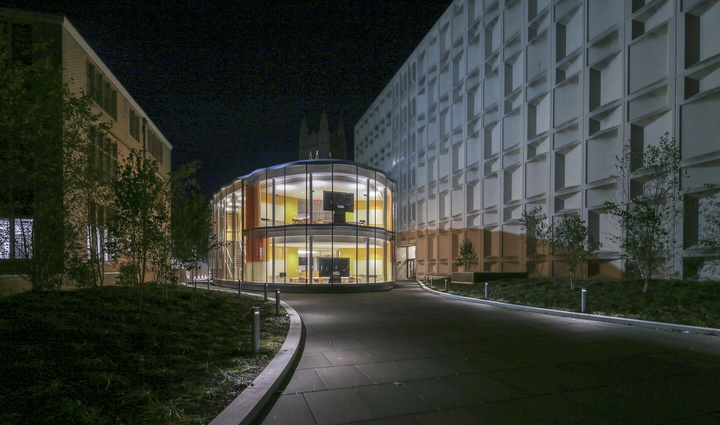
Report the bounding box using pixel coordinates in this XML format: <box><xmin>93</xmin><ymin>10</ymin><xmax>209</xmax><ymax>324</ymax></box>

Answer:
<box><xmin>4</xmin><ymin>0</ymin><xmax>451</xmax><ymax>197</ymax></box>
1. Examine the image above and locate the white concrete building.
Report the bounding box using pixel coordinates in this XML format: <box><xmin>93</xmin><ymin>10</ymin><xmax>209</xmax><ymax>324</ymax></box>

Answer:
<box><xmin>355</xmin><ymin>0</ymin><xmax>720</xmax><ymax>279</ymax></box>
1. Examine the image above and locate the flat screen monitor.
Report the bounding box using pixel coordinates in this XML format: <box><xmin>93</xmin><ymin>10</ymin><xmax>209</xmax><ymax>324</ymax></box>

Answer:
<box><xmin>322</xmin><ymin>191</ymin><xmax>354</xmax><ymax>212</ymax></box>
<box><xmin>318</xmin><ymin>257</ymin><xmax>350</xmax><ymax>277</ymax></box>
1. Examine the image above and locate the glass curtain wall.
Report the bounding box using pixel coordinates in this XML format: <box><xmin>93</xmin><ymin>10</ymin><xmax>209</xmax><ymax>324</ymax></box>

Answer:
<box><xmin>212</xmin><ymin>160</ymin><xmax>395</xmax><ymax>284</ymax></box>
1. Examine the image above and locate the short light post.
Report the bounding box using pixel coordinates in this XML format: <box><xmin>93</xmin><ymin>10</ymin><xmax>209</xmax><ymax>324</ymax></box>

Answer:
<box><xmin>444</xmin><ymin>278</ymin><xmax>448</xmax><ymax>292</ymax></box>
<box><xmin>275</xmin><ymin>289</ymin><xmax>281</xmax><ymax>316</ymax></box>
<box><xmin>252</xmin><ymin>307</ymin><xmax>260</xmax><ymax>354</ymax></box>
<box><xmin>264</xmin><ymin>283</ymin><xmax>268</xmax><ymax>302</ymax></box>
<box><xmin>581</xmin><ymin>288</ymin><xmax>587</xmax><ymax>313</ymax></box>
<box><xmin>484</xmin><ymin>282</ymin><xmax>489</xmax><ymax>299</ymax></box>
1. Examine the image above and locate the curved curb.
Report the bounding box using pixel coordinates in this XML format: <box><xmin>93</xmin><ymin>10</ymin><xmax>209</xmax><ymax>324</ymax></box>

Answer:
<box><xmin>417</xmin><ymin>280</ymin><xmax>720</xmax><ymax>336</ymax></box>
<box><xmin>209</xmin><ymin>296</ymin><xmax>303</xmax><ymax>425</ymax></box>
<box><xmin>214</xmin><ymin>280</ymin><xmax>394</xmax><ymax>293</ymax></box>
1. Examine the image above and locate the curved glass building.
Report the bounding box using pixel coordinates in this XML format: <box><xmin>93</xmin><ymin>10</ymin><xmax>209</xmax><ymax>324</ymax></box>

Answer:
<box><xmin>211</xmin><ymin>160</ymin><xmax>395</xmax><ymax>286</ymax></box>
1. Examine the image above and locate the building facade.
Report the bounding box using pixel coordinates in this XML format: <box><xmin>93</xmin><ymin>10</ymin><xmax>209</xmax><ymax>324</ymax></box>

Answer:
<box><xmin>355</xmin><ymin>0</ymin><xmax>720</xmax><ymax>279</ymax></box>
<box><xmin>211</xmin><ymin>160</ymin><xmax>395</xmax><ymax>286</ymax></box>
<box><xmin>0</xmin><ymin>8</ymin><xmax>172</xmax><ymax>290</ymax></box>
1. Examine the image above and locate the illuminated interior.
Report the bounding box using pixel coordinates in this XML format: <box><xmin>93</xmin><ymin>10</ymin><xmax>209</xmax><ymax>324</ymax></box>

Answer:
<box><xmin>211</xmin><ymin>160</ymin><xmax>395</xmax><ymax>284</ymax></box>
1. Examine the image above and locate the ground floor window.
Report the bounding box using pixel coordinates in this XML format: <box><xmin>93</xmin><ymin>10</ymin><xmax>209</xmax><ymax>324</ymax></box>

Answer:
<box><xmin>0</xmin><ymin>217</ymin><xmax>33</xmax><ymax>260</ymax></box>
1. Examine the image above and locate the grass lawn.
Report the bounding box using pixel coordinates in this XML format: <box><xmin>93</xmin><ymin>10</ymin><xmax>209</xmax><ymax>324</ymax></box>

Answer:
<box><xmin>0</xmin><ymin>284</ymin><xmax>289</xmax><ymax>425</ymax></box>
<box><xmin>425</xmin><ymin>278</ymin><xmax>720</xmax><ymax>329</ymax></box>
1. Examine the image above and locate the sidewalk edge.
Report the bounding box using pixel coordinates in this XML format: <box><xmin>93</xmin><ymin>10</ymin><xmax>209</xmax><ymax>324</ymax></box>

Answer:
<box><xmin>209</xmin><ymin>297</ymin><xmax>303</xmax><ymax>425</ymax></box>
<box><xmin>417</xmin><ymin>280</ymin><xmax>720</xmax><ymax>336</ymax></box>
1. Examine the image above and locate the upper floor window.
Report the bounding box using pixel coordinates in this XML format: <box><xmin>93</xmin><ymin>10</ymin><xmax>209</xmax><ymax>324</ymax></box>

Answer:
<box><xmin>87</xmin><ymin>126</ymin><xmax>118</xmax><ymax>182</ymax></box>
<box><xmin>147</xmin><ymin>130</ymin><xmax>164</xmax><ymax>164</ymax></box>
<box><xmin>86</xmin><ymin>62</ymin><xmax>117</xmax><ymax>119</ymax></box>
<box><xmin>129</xmin><ymin>109</ymin><xmax>141</xmax><ymax>140</ymax></box>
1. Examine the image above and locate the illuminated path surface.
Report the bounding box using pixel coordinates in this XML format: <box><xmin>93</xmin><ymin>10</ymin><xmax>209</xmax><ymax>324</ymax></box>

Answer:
<box><xmin>258</xmin><ymin>281</ymin><xmax>720</xmax><ymax>425</ymax></box>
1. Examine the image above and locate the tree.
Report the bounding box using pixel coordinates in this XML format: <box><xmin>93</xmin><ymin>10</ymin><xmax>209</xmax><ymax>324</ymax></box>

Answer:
<box><xmin>170</xmin><ymin>161</ymin><xmax>218</xmax><ymax>282</ymax></box>
<box><xmin>457</xmin><ymin>239</ymin><xmax>478</xmax><ymax>270</ymax></box>
<box><xmin>1</xmin><ymin>36</ymin><xmax>62</xmax><ymax>289</ymax></box>
<box><xmin>0</xmin><ymin>35</ymin><xmax>111</xmax><ymax>290</ymax></box>
<box><xmin>550</xmin><ymin>215</ymin><xmax>600</xmax><ymax>289</ymax></box>
<box><xmin>604</xmin><ymin>133</ymin><xmax>686</xmax><ymax>293</ymax></box>
<box><xmin>694</xmin><ymin>187</ymin><xmax>720</xmax><ymax>275</ymax></box>
<box><xmin>60</xmin><ymin>83</ymin><xmax>114</xmax><ymax>288</ymax></box>
<box><xmin>107</xmin><ymin>149</ymin><xmax>170</xmax><ymax>291</ymax></box>
<box><xmin>519</xmin><ymin>206</ymin><xmax>550</xmax><ymax>277</ymax></box>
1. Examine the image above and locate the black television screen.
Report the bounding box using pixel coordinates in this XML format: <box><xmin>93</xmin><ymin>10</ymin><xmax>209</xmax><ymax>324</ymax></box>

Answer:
<box><xmin>322</xmin><ymin>191</ymin><xmax>354</xmax><ymax>212</ymax></box>
<box><xmin>299</xmin><ymin>256</ymin><xmax>308</xmax><ymax>266</ymax></box>
<box><xmin>318</xmin><ymin>257</ymin><xmax>350</xmax><ymax>277</ymax></box>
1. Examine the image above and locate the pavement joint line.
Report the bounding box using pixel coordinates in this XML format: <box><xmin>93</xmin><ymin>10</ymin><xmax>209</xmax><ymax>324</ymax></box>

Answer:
<box><xmin>416</xmin><ymin>280</ymin><xmax>720</xmax><ymax>337</ymax></box>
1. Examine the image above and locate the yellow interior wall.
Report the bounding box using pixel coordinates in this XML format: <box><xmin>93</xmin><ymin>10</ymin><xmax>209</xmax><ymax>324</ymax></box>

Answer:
<box><xmin>272</xmin><ymin>244</ymin><xmax>285</xmax><ymax>260</ymax></box>
<box><xmin>285</xmin><ymin>247</ymin><xmax>299</xmax><ymax>278</ymax></box>
<box><xmin>337</xmin><ymin>248</ymin><xmax>358</xmax><ymax>274</ymax></box>
<box><xmin>258</xmin><ymin>192</ymin><xmax>300</xmax><ymax>223</ymax></box>
<box><xmin>285</xmin><ymin>197</ymin><xmax>298</xmax><ymax>222</ymax></box>
<box><xmin>355</xmin><ymin>200</ymin><xmax>382</xmax><ymax>210</ymax></box>
<box><xmin>355</xmin><ymin>247</ymin><xmax>381</xmax><ymax>261</ymax></box>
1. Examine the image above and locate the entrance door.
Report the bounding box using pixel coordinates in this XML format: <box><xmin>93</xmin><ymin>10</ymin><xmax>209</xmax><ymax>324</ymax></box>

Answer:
<box><xmin>407</xmin><ymin>259</ymin><xmax>415</xmax><ymax>279</ymax></box>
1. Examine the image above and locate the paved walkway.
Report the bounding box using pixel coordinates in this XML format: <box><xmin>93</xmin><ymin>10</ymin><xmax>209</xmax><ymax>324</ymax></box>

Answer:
<box><xmin>258</xmin><ymin>281</ymin><xmax>720</xmax><ymax>425</ymax></box>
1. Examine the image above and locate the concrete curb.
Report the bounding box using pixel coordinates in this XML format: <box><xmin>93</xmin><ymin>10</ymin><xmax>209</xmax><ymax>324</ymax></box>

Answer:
<box><xmin>209</xmin><ymin>292</ymin><xmax>303</xmax><ymax>425</ymax></box>
<box><xmin>417</xmin><ymin>280</ymin><xmax>720</xmax><ymax>336</ymax></box>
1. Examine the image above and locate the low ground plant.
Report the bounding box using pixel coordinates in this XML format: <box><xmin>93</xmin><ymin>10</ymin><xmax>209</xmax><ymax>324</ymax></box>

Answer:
<box><xmin>427</xmin><ymin>278</ymin><xmax>720</xmax><ymax>329</ymax></box>
<box><xmin>0</xmin><ymin>284</ymin><xmax>288</xmax><ymax>424</ymax></box>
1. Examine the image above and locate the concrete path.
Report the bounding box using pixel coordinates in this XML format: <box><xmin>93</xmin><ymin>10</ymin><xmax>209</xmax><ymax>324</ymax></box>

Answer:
<box><xmin>258</xmin><ymin>281</ymin><xmax>720</xmax><ymax>425</ymax></box>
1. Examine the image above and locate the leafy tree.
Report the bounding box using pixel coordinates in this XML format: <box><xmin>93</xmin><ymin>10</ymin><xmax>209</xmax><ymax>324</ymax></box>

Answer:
<box><xmin>604</xmin><ymin>133</ymin><xmax>686</xmax><ymax>293</ymax></box>
<box><xmin>550</xmin><ymin>215</ymin><xmax>600</xmax><ymax>289</ymax></box>
<box><xmin>107</xmin><ymin>149</ymin><xmax>170</xmax><ymax>292</ymax></box>
<box><xmin>171</xmin><ymin>162</ymin><xmax>219</xmax><ymax>283</ymax></box>
<box><xmin>695</xmin><ymin>187</ymin><xmax>720</xmax><ymax>275</ymax></box>
<box><xmin>457</xmin><ymin>238</ymin><xmax>478</xmax><ymax>270</ymax></box>
<box><xmin>1</xmin><ymin>35</ymin><xmax>62</xmax><ymax>289</ymax></box>
<box><xmin>519</xmin><ymin>206</ymin><xmax>550</xmax><ymax>277</ymax></box>
<box><xmin>61</xmin><ymin>86</ymin><xmax>114</xmax><ymax>288</ymax></box>
<box><xmin>0</xmin><ymin>34</ymin><xmax>111</xmax><ymax>290</ymax></box>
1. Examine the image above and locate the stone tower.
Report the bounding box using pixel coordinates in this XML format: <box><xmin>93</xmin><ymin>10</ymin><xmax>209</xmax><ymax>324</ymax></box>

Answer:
<box><xmin>299</xmin><ymin>111</ymin><xmax>346</xmax><ymax>160</ymax></box>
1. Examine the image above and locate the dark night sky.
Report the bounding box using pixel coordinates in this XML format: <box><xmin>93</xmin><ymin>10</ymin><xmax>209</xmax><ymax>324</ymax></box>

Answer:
<box><xmin>3</xmin><ymin>0</ymin><xmax>451</xmax><ymax>197</ymax></box>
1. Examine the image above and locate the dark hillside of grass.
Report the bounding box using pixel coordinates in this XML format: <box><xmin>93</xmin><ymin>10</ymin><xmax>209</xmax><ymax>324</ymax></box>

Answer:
<box><xmin>0</xmin><ymin>285</ymin><xmax>288</xmax><ymax>425</ymax></box>
<box><xmin>427</xmin><ymin>278</ymin><xmax>720</xmax><ymax>329</ymax></box>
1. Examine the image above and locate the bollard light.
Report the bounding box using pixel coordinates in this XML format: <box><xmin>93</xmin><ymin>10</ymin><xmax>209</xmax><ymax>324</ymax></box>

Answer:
<box><xmin>252</xmin><ymin>307</ymin><xmax>260</xmax><ymax>354</ymax></box>
<box><xmin>275</xmin><ymin>289</ymin><xmax>281</xmax><ymax>316</ymax></box>
<box><xmin>264</xmin><ymin>283</ymin><xmax>268</xmax><ymax>302</ymax></box>
<box><xmin>238</xmin><ymin>280</ymin><xmax>242</xmax><ymax>295</ymax></box>
<box><xmin>581</xmin><ymin>288</ymin><xmax>587</xmax><ymax>313</ymax></box>
<box><xmin>445</xmin><ymin>278</ymin><xmax>448</xmax><ymax>292</ymax></box>
<box><xmin>485</xmin><ymin>282</ymin><xmax>489</xmax><ymax>299</ymax></box>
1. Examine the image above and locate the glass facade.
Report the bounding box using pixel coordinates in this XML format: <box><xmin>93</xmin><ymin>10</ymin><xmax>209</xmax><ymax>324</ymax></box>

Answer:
<box><xmin>211</xmin><ymin>160</ymin><xmax>395</xmax><ymax>284</ymax></box>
